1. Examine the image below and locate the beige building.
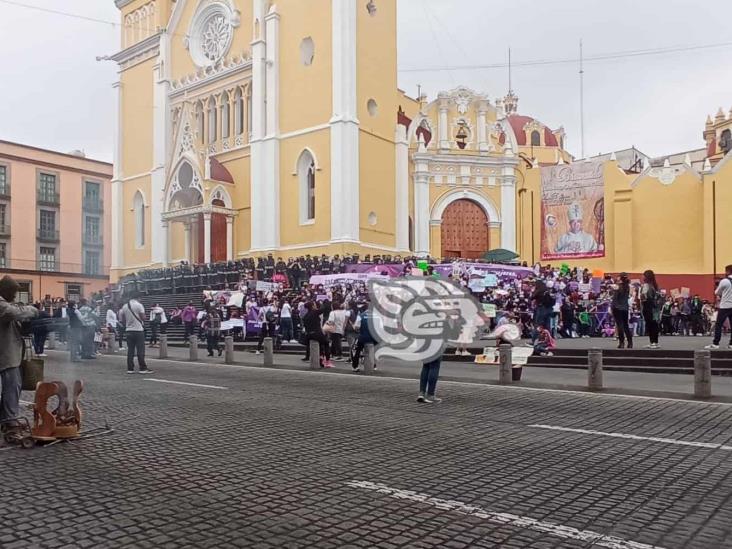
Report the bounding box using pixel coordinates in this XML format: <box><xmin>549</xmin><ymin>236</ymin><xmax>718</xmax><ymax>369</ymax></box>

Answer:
<box><xmin>0</xmin><ymin>140</ymin><xmax>112</xmax><ymax>303</ymax></box>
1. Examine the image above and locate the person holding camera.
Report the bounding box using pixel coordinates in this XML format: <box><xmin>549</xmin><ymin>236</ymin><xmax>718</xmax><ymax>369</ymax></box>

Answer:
<box><xmin>0</xmin><ymin>276</ymin><xmax>39</xmax><ymax>435</ymax></box>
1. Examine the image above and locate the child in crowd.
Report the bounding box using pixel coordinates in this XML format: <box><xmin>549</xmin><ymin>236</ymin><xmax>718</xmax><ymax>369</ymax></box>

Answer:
<box><xmin>533</xmin><ymin>325</ymin><xmax>555</xmax><ymax>357</ymax></box>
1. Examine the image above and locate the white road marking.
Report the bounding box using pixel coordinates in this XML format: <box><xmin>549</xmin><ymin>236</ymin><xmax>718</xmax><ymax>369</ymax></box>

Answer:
<box><xmin>529</xmin><ymin>424</ymin><xmax>732</xmax><ymax>451</ymax></box>
<box><xmin>346</xmin><ymin>480</ymin><xmax>663</xmax><ymax>549</ymax></box>
<box><xmin>347</xmin><ymin>481</ymin><xmax>666</xmax><ymax>549</ymax></box>
<box><xmin>44</xmin><ymin>349</ymin><xmax>732</xmax><ymax>408</ymax></box>
<box><xmin>143</xmin><ymin>378</ymin><xmax>227</xmax><ymax>390</ymax></box>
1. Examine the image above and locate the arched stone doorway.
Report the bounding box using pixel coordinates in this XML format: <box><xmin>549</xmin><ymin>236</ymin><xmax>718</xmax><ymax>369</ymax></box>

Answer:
<box><xmin>441</xmin><ymin>199</ymin><xmax>489</xmax><ymax>259</ymax></box>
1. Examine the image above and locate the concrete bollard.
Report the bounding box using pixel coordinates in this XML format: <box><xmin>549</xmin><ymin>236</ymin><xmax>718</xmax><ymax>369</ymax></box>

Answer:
<box><xmin>159</xmin><ymin>334</ymin><xmax>168</xmax><ymax>359</ymax></box>
<box><xmin>588</xmin><ymin>348</ymin><xmax>603</xmax><ymax>391</ymax></box>
<box><xmin>47</xmin><ymin>332</ymin><xmax>56</xmax><ymax>350</ymax></box>
<box><xmin>263</xmin><ymin>337</ymin><xmax>274</xmax><ymax>367</ymax></box>
<box><xmin>363</xmin><ymin>343</ymin><xmax>376</xmax><ymax>375</ymax></box>
<box><xmin>694</xmin><ymin>349</ymin><xmax>712</xmax><ymax>399</ymax></box>
<box><xmin>224</xmin><ymin>336</ymin><xmax>235</xmax><ymax>364</ymax></box>
<box><xmin>498</xmin><ymin>344</ymin><xmax>513</xmax><ymax>385</ymax></box>
<box><xmin>189</xmin><ymin>335</ymin><xmax>199</xmax><ymax>361</ymax></box>
<box><xmin>105</xmin><ymin>332</ymin><xmax>117</xmax><ymax>355</ymax></box>
<box><xmin>309</xmin><ymin>340</ymin><xmax>320</xmax><ymax>370</ymax></box>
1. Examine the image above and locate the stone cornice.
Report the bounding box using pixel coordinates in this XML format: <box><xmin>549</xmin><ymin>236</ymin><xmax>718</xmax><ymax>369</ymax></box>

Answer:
<box><xmin>110</xmin><ymin>32</ymin><xmax>161</xmax><ymax>66</ymax></box>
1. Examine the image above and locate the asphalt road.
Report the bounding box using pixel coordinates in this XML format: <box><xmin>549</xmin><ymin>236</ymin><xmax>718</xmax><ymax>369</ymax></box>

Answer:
<box><xmin>2</xmin><ymin>352</ymin><xmax>732</xmax><ymax>549</ymax></box>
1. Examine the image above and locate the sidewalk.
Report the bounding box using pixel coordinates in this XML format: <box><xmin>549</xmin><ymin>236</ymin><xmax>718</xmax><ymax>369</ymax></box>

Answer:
<box><xmin>130</xmin><ymin>343</ymin><xmax>732</xmax><ymax>403</ymax></box>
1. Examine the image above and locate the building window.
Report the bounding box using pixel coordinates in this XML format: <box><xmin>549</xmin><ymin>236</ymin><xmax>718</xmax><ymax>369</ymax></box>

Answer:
<box><xmin>221</xmin><ymin>92</ymin><xmax>230</xmax><ymax>138</ymax></box>
<box><xmin>85</xmin><ymin>216</ymin><xmax>101</xmax><ymax>244</ymax></box>
<box><xmin>530</xmin><ymin>130</ymin><xmax>541</xmax><ymax>147</ymax></box>
<box><xmin>196</xmin><ymin>101</ymin><xmax>205</xmax><ymax>144</ymax></box>
<box><xmin>133</xmin><ymin>191</ymin><xmax>145</xmax><ymax>248</ymax></box>
<box><xmin>17</xmin><ymin>282</ymin><xmax>31</xmax><ymax>304</ymax></box>
<box><xmin>65</xmin><ymin>283</ymin><xmax>82</xmax><ymax>303</ymax></box>
<box><xmin>208</xmin><ymin>97</ymin><xmax>218</xmax><ymax>143</ymax></box>
<box><xmin>247</xmin><ymin>92</ymin><xmax>253</xmax><ymax>135</ymax></box>
<box><xmin>234</xmin><ymin>89</ymin><xmax>244</xmax><ymax>135</ymax></box>
<box><xmin>0</xmin><ymin>165</ymin><xmax>7</xmax><ymax>195</ymax></box>
<box><xmin>39</xmin><ymin>247</ymin><xmax>56</xmax><ymax>272</ymax></box>
<box><xmin>39</xmin><ymin>209</ymin><xmax>56</xmax><ymax>239</ymax></box>
<box><xmin>84</xmin><ymin>251</ymin><xmax>100</xmax><ymax>275</ymax></box>
<box><xmin>38</xmin><ymin>173</ymin><xmax>57</xmax><ymax>202</ymax></box>
<box><xmin>84</xmin><ymin>181</ymin><xmax>101</xmax><ymax>209</ymax></box>
<box><xmin>0</xmin><ymin>242</ymin><xmax>6</xmax><ymax>268</ymax></box>
<box><xmin>297</xmin><ymin>150</ymin><xmax>316</xmax><ymax>223</ymax></box>
<box><xmin>0</xmin><ymin>203</ymin><xmax>6</xmax><ymax>228</ymax></box>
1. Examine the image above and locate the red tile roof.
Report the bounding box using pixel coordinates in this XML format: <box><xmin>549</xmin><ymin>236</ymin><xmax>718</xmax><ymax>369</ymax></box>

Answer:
<box><xmin>210</xmin><ymin>157</ymin><xmax>234</xmax><ymax>184</ymax></box>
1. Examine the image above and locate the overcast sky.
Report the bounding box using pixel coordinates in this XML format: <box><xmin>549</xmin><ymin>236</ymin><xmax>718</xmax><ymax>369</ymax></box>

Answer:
<box><xmin>1</xmin><ymin>0</ymin><xmax>731</xmax><ymax>161</ymax></box>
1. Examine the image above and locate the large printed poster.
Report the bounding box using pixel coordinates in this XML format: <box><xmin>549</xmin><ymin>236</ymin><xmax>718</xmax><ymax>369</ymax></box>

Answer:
<box><xmin>540</xmin><ymin>161</ymin><xmax>605</xmax><ymax>261</ymax></box>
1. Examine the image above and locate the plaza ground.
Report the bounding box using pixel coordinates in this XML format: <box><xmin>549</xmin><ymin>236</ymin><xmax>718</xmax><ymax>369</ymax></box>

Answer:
<box><xmin>2</xmin><ymin>350</ymin><xmax>732</xmax><ymax>548</ymax></box>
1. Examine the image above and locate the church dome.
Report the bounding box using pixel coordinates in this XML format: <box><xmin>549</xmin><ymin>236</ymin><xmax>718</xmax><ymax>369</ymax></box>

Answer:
<box><xmin>503</xmin><ymin>115</ymin><xmax>559</xmax><ymax>147</ymax></box>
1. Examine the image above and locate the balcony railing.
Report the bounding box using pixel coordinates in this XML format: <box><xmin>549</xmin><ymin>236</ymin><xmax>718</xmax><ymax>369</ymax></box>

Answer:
<box><xmin>37</xmin><ymin>229</ymin><xmax>60</xmax><ymax>242</ymax></box>
<box><xmin>83</xmin><ymin>232</ymin><xmax>103</xmax><ymax>246</ymax></box>
<box><xmin>0</xmin><ymin>224</ymin><xmax>9</xmax><ymax>236</ymax></box>
<box><xmin>0</xmin><ymin>183</ymin><xmax>10</xmax><ymax>199</ymax></box>
<box><xmin>37</xmin><ymin>191</ymin><xmax>60</xmax><ymax>206</ymax></box>
<box><xmin>37</xmin><ymin>261</ymin><xmax>57</xmax><ymax>272</ymax></box>
<box><xmin>83</xmin><ymin>197</ymin><xmax>103</xmax><ymax>212</ymax></box>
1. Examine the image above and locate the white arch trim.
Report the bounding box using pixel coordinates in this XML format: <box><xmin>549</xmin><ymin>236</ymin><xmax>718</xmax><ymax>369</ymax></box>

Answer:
<box><xmin>165</xmin><ymin>156</ymin><xmax>204</xmax><ymax>211</ymax></box>
<box><xmin>208</xmin><ymin>184</ymin><xmax>233</xmax><ymax>208</ymax></box>
<box><xmin>291</xmin><ymin>147</ymin><xmax>321</xmax><ymax>175</ymax></box>
<box><xmin>406</xmin><ymin>115</ymin><xmax>433</xmax><ymax>146</ymax></box>
<box><xmin>430</xmin><ymin>189</ymin><xmax>501</xmax><ymax>224</ymax></box>
<box><xmin>130</xmin><ymin>188</ymin><xmax>148</xmax><ymax>210</ymax></box>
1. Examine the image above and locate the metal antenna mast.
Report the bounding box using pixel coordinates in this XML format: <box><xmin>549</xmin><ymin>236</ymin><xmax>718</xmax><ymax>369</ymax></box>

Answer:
<box><xmin>508</xmin><ymin>48</ymin><xmax>512</xmax><ymax>92</ymax></box>
<box><xmin>579</xmin><ymin>39</ymin><xmax>585</xmax><ymax>158</ymax></box>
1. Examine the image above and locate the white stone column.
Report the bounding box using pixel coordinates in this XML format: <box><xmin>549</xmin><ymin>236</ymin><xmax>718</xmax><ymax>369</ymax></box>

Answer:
<box><xmin>413</xmin><ymin>157</ymin><xmax>431</xmax><ymax>256</ymax></box>
<box><xmin>477</xmin><ymin>100</ymin><xmax>489</xmax><ymax>153</ymax></box>
<box><xmin>150</xmin><ymin>39</ymin><xmax>170</xmax><ymax>266</ymax></box>
<box><xmin>395</xmin><ymin>125</ymin><xmax>409</xmax><ymax>251</ymax></box>
<box><xmin>500</xmin><ymin>164</ymin><xmax>517</xmax><ymax>252</ymax></box>
<box><xmin>249</xmin><ymin>0</ymin><xmax>269</xmax><ymax>252</ymax></box>
<box><xmin>226</xmin><ymin>217</ymin><xmax>234</xmax><ymax>261</ymax></box>
<box><xmin>438</xmin><ymin>96</ymin><xmax>450</xmax><ymax>151</ymax></box>
<box><xmin>160</xmin><ymin>220</ymin><xmax>170</xmax><ymax>267</ymax></box>
<box><xmin>330</xmin><ymin>0</ymin><xmax>360</xmax><ymax>244</ymax></box>
<box><xmin>111</xmin><ymin>81</ymin><xmax>124</xmax><ymax>272</ymax></box>
<box><xmin>203</xmin><ymin>213</ymin><xmax>212</xmax><ymax>264</ymax></box>
<box><xmin>183</xmin><ymin>222</ymin><xmax>191</xmax><ymax>263</ymax></box>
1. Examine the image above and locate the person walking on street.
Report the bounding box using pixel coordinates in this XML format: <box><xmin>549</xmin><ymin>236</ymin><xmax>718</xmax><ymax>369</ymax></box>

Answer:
<box><xmin>641</xmin><ymin>270</ymin><xmax>662</xmax><ymax>349</ymax></box>
<box><xmin>106</xmin><ymin>305</ymin><xmax>122</xmax><ymax>351</ymax></box>
<box><xmin>302</xmin><ymin>301</ymin><xmax>331</xmax><ymax>367</ymax></box>
<box><xmin>67</xmin><ymin>301</ymin><xmax>83</xmax><ymax>362</ymax></box>
<box><xmin>611</xmin><ymin>273</ymin><xmax>633</xmax><ymax>349</ymax></box>
<box><xmin>256</xmin><ymin>300</ymin><xmax>277</xmax><ymax>354</ymax></box>
<box><xmin>279</xmin><ymin>300</ymin><xmax>294</xmax><ymax>343</ymax></box>
<box><xmin>327</xmin><ymin>301</ymin><xmax>348</xmax><ymax>361</ymax></box>
<box><xmin>0</xmin><ymin>276</ymin><xmax>39</xmax><ymax>436</ymax></box>
<box><xmin>351</xmin><ymin>303</ymin><xmax>375</xmax><ymax>373</ymax></box>
<box><xmin>32</xmin><ymin>302</ymin><xmax>50</xmax><ymax>357</ymax></box>
<box><xmin>181</xmin><ymin>302</ymin><xmax>198</xmax><ymax>343</ymax></box>
<box><xmin>78</xmin><ymin>299</ymin><xmax>98</xmax><ymax>359</ymax></box>
<box><xmin>118</xmin><ymin>292</ymin><xmax>152</xmax><ymax>374</ymax></box>
<box><xmin>706</xmin><ymin>264</ymin><xmax>732</xmax><ymax>350</ymax></box>
<box><xmin>202</xmin><ymin>305</ymin><xmax>223</xmax><ymax>357</ymax></box>
<box><xmin>148</xmin><ymin>303</ymin><xmax>167</xmax><ymax>347</ymax></box>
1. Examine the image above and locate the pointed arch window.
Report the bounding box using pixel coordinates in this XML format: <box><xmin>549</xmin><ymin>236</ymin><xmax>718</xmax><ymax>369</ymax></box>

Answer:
<box><xmin>297</xmin><ymin>150</ymin><xmax>316</xmax><ymax>224</ymax></box>
<box><xmin>195</xmin><ymin>101</ymin><xmax>205</xmax><ymax>144</ymax></box>
<box><xmin>220</xmin><ymin>92</ymin><xmax>230</xmax><ymax>139</ymax></box>
<box><xmin>530</xmin><ymin>130</ymin><xmax>541</xmax><ymax>147</ymax></box>
<box><xmin>133</xmin><ymin>191</ymin><xmax>145</xmax><ymax>248</ymax></box>
<box><xmin>246</xmin><ymin>91</ymin><xmax>253</xmax><ymax>135</ymax></box>
<box><xmin>234</xmin><ymin>88</ymin><xmax>244</xmax><ymax>135</ymax></box>
<box><xmin>208</xmin><ymin>97</ymin><xmax>218</xmax><ymax>143</ymax></box>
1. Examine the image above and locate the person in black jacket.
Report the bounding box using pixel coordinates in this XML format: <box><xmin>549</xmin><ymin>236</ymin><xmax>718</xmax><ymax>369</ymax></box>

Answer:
<box><xmin>301</xmin><ymin>301</ymin><xmax>331</xmax><ymax>367</ymax></box>
<box><xmin>611</xmin><ymin>273</ymin><xmax>633</xmax><ymax>349</ymax></box>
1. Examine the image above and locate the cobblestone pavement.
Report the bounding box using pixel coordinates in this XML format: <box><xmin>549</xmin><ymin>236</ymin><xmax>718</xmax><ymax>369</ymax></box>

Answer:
<box><xmin>2</xmin><ymin>354</ymin><xmax>732</xmax><ymax>548</ymax></box>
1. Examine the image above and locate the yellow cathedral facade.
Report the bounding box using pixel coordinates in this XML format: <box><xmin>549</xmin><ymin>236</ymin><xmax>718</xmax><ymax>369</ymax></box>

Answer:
<box><xmin>111</xmin><ymin>0</ymin><xmax>732</xmax><ymax>296</ymax></box>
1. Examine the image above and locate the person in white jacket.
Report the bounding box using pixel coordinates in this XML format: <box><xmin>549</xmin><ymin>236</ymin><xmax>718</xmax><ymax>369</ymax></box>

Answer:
<box><xmin>707</xmin><ymin>264</ymin><xmax>732</xmax><ymax>350</ymax></box>
<box><xmin>149</xmin><ymin>303</ymin><xmax>168</xmax><ymax>347</ymax></box>
<box><xmin>327</xmin><ymin>301</ymin><xmax>349</xmax><ymax>361</ymax></box>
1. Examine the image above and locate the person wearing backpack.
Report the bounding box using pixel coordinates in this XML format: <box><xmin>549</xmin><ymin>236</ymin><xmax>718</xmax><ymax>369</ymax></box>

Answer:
<box><xmin>706</xmin><ymin>264</ymin><xmax>732</xmax><ymax>350</ymax></box>
<box><xmin>611</xmin><ymin>273</ymin><xmax>633</xmax><ymax>349</ymax></box>
<box><xmin>640</xmin><ymin>270</ymin><xmax>662</xmax><ymax>349</ymax></box>
<box><xmin>255</xmin><ymin>300</ymin><xmax>277</xmax><ymax>354</ymax></box>
<box><xmin>117</xmin><ymin>292</ymin><xmax>152</xmax><ymax>374</ymax></box>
